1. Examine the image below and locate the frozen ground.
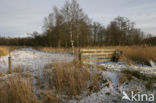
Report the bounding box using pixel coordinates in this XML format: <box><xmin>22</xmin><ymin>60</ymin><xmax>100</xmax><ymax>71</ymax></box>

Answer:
<box><xmin>101</xmin><ymin>61</ymin><xmax>156</xmax><ymax>75</ymax></box>
<box><xmin>71</xmin><ymin>61</ymin><xmax>156</xmax><ymax>103</ymax></box>
<box><xmin>0</xmin><ymin>48</ymin><xmax>156</xmax><ymax>103</ymax></box>
<box><xmin>0</xmin><ymin>48</ymin><xmax>74</xmax><ymax>73</ymax></box>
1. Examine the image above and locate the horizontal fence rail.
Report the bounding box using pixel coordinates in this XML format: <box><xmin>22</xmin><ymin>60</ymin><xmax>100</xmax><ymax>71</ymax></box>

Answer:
<box><xmin>79</xmin><ymin>49</ymin><xmax>121</xmax><ymax>64</ymax></box>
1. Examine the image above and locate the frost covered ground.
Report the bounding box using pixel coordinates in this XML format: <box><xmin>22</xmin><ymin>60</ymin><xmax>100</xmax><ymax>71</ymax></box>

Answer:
<box><xmin>0</xmin><ymin>48</ymin><xmax>156</xmax><ymax>103</ymax></box>
<box><xmin>0</xmin><ymin>48</ymin><xmax>74</xmax><ymax>73</ymax></box>
<box><xmin>101</xmin><ymin>61</ymin><xmax>156</xmax><ymax>75</ymax></box>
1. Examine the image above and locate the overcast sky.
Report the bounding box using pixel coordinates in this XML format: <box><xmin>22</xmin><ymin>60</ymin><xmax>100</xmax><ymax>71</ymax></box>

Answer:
<box><xmin>0</xmin><ymin>0</ymin><xmax>156</xmax><ymax>37</ymax></box>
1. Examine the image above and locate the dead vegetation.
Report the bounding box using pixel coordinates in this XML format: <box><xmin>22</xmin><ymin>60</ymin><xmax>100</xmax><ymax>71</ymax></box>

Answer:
<box><xmin>79</xmin><ymin>46</ymin><xmax>156</xmax><ymax>65</ymax></box>
<box><xmin>0</xmin><ymin>75</ymin><xmax>39</xmax><ymax>103</ymax></box>
<box><xmin>40</xmin><ymin>61</ymin><xmax>90</xmax><ymax>96</ymax></box>
<box><xmin>121</xmin><ymin>69</ymin><xmax>146</xmax><ymax>80</ymax></box>
<box><xmin>50</xmin><ymin>62</ymin><xmax>90</xmax><ymax>96</ymax></box>
<box><xmin>0</xmin><ymin>59</ymin><xmax>108</xmax><ymax>103</ymax></box>
<box><xmin>36</xmin><ymin>60</ymin><xmax>108</xmax><ymax>102</ymax></box>
<box><xmin>34</xmin><ymin>47</ymin><xmax>73</xmax><ymax>53</ymax></box>
<box><xmin>121</xmin><ymin>69</ymin><xmax>156</xmax><ymax>92</ymax></box>
<box><xmin>0</xmin><ymin>46</ymin><xmax>21</xmax><ymax>57</ymax></box>
<box><xmin>0</xmin><ymin>46</ymin><xmax>156</xmax><ymax>102</ymax></box>
<box><xmin>122</xmin><ymin>69</ymin><xmax>156</xmax><ymax>80</ymax></box>
<box><xmin>34</xmin><ymin>46</ymin><xmax>156</xmax><ymax>65</ymax></box>
<box><xmin>119</xmin><ymin>73</ymin><xmax>133</xmax><ymax>86</ymax></box>
<box><xmin>0</xmin><ymin>46</ymin><xmax>11</xmax><ymax>57</ymax></box>
<box><xmin>119</xmin><ymin>46</ymin><xmax>156</xmax><ymax>65</ymax></box>
<box><xmin>1</xmin><ymin>45</ymin><xmax>156</xmax><ymax>65</ymax></box>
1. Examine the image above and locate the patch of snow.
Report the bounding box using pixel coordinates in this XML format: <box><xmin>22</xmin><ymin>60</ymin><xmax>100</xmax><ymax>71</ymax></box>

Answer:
<box><xmin>100</xmin><ymin>61</ymin><xmax>156</xmax><ymax>76</ymax></box>
<box><xmin>0</xmin><ymin>48</ymin><xmax>75</xmax><ymax>98</ymax></box>
<box><xmin>67</xmin><ymin>87</ymin><xmax>121</xmax><ymax>103</ymax></box>
<box><xmin>103</xmin><ymin>71</ymin><xmax>120</xmax><ymax>93</ymax></box>
<box><xmin>0</xmin><ymin>48</ymin><xmax>74</xmax><ymax>72</ymax></box>
<box><xmin>1</xmin><ymin>48</ymin><xmax>156</xmax><ymax>103</ymax></box>
<box><xmin>150</xmin><ymin>60</ymin><xmax>156</xmax><ymax>69</ymax></box>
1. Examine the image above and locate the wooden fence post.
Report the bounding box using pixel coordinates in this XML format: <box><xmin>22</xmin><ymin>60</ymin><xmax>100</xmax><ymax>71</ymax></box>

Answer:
<box><xmin>8</xmin><ymin>55</ymin><xmax>12</xmax><ymax>74</ymax></box>
<box><xmin>79</xmin><ymin>49</ymin><xmax>81</xmax><ymax>64</ymax></box>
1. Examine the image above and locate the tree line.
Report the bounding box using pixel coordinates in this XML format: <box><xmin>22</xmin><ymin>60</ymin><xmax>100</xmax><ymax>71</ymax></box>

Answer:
<box><xmin>0</xmin><ymin>0</ymin><xmax>154</xmax><ymax>47</ymax></box>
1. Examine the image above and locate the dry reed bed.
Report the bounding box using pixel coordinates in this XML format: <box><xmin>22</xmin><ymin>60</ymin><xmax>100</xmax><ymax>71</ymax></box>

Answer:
<box><xmin>36</xmin><ymin>46</ymin><xmax>156</xmax><ymax>64</ymax></box>
<box><xmin>0</xmin><ymin>46</ymin><xmax>11</xmax><ymax>57</ymax></box>
<box><xmin>1</xmin><ymin>46</ymin><xmax>156</xmax><ymax>64</ymax></box>
<box><xmin>34</xmin><ymin>47</ymin><xmax>73</xmax><ymax>53</ymax></box>
<box><xmin>0</xmin><ymin>46</ymin><xmax>155</xmax><ymax>103</ymax></box>
<box><xmin>0</xmin><ymin>46</ymin><xmax>21</xmax><ymax>57</ymax></box>
<box><xmin>121</xmin><ymin>46</ymin><xmax>156</xmax><ymax>64</ymax></box>
<box><xmin>0</xmin><ymin>75</ymin><xmax>39</xmax><ymax>103</ymax></box>
<box><xmin>79</xmin><ymin>46</ymin><xmax>156</xmax><ymax>64</ymax></box>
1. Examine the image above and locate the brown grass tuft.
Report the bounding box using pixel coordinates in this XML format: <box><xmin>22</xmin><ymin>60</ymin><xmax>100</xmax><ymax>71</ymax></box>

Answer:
<box><xmin>0</xmin><ymin>75</ymin><xmax>39</xmax><ymax>103</ymax></box>
<box><xmin>0</xmin><ymin>46</ymin><xmax>21</xmax><ymax>57</ymax></box>
<box><xmin>0</xmin><ymin>46</ymin><xmax>10</xmax><ymax>57</ymax></box>
<box><xmin>40</xmin><ymin>90</ymin><xmax>61</xmax><ymax>103</ymax></box>
<box><xmin>37</xmin><ymin>60</ymin><xmax>104</xmax><ymax>102</ymax></box>
<box><xmin>44</xmin><ymin>61</ymin><xmax>90</xmax><ymax>97</ymax></box>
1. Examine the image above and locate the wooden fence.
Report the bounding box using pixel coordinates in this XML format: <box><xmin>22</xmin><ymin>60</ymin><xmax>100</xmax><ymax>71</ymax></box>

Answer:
<box><xmin>79</xmin><ymin>49</ymin><xmax>121</xmax><ymax>64</ymax></box>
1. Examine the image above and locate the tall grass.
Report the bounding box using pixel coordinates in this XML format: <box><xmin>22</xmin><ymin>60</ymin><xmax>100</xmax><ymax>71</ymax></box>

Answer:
<box><xmin>0</xmin><ymin>75</ymin><xmax>39</xmax><ymax>103</ymax></box>
<box><xmin>121</xmin><ymin>46</ymin><xmax>156</xmax><ymax>64</ymax></box>
<box><xmin>0</xmin><ymin>46</ymin><xmax>10</xmax><ymax>56</ymax></box>
<box><xmin>79</xmin><ymin>46</ymin><xmax>156</xmax><ymax>64</ymax></box>
<box><xmin>42</xmin><ymin>61</ymin><xmax>91</xmax><ymax>97</ymax></box>
<box><xmin>37</xmin><ymin>60</ymin><xmax>104</xmax><ymax>102</ymax></box>
<box><xmin>34</xmin><ymin>47</ymin><xmax>73</xmax><ymax>53</ymax></box>
<box><xmin>0</xmin><ymin>46</ymin><xmax>20</xmax><ymax>57</ymax></box>
<box><xmin>36</xmin><ymin>46</ymin><xmax>156</xmax><ymax>64</ymax></box>
<box><xmin>1</xmin><ymin>45</ymin><xmax>156</xmax><ymax>64</ymax></box>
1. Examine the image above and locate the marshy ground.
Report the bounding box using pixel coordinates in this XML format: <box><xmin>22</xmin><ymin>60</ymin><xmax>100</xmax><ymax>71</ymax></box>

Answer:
<box><xmin>0</xmin><ymin>46</ymin><xmax>156</xmax><ymax>103</ymax></box>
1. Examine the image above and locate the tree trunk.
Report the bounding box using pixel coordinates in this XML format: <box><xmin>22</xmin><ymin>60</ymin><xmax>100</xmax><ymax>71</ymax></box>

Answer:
<box><xmin>70</xmin><ymin>22</ymin><xmax>74</xmax><ymax>54</ymax></box>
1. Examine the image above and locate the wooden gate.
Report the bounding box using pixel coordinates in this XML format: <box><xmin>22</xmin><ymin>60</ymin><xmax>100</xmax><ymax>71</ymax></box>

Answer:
<box><xmin>79</xmin><ymin>49</ymin><xmax>120</xmax><ymax>64</ymax></box>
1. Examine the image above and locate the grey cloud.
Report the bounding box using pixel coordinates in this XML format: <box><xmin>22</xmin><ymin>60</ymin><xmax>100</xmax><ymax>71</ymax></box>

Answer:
<box><xmin>0</xmin><ymin>0</ymin><xmax>156</xmax><ymax>37</ymax></box>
